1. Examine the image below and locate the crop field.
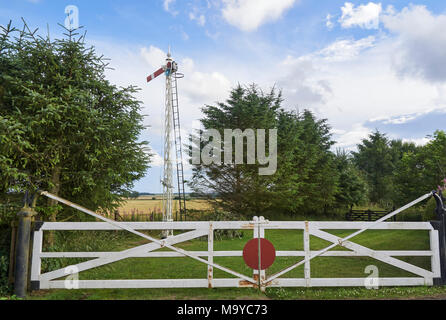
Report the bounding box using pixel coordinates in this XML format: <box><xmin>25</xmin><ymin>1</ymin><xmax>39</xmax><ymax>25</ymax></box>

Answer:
<box><xmin>117</xmin><ymin>197</ymin><xmax>214</xmax><ymax>216</ymax></box>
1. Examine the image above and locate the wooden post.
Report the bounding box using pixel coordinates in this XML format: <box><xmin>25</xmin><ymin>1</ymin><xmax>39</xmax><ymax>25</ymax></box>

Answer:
<box><xmin>207</xmin><ymin>222</ymin><xmax>213</xmax><ymax>288</ymax></box>
<box><xmin>252</xmin><ymin>216</ymin><xmax>259</xmax><ymax>285</ymax></box>
<box><xmin>14</xmin><ymin>205</ymin><xmax>36</xmax><ymax>298</ymax></box>
<box><xmin>430</xmin><ymin>229</ymin><xmax>441</xmax><ymax>280</ymax></box>
<box><xmin>259</xmin><ymin>216</ymin><xmax>265</xmax><ymax>292</ymax></box>
<box><xmin>304</xmin><ymin>221</ymin><xmax>311</xmax><ymax>287</ymax></box>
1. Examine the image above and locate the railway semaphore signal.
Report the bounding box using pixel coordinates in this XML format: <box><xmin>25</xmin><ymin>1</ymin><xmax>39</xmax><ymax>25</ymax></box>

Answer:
<box><xmin>146</xmin><ymin>48</ymin><xmax>187</xmax><ymax>237</ymax></box>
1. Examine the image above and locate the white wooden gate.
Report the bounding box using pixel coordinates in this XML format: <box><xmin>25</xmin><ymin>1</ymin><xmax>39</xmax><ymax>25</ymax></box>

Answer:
<box><xmin>31</xmin><ymin>191</ymin><xmax>441</xmax><ymax>290</ymax></box>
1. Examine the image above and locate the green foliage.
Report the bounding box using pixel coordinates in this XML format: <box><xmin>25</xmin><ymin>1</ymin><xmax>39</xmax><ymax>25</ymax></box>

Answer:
<box><xmin>0</xmin><ymin>204</ymin><xmax>20</xmax><ymax>226</ymax></box>
<box><xmin>423</xmin><ymin>197</ymin><xmax>437</xmax><ymax>221</ymax></box>
<box><xmin>333</xmin><ymin>149</ymin><xmax>369</xmax><ymax>209</ymax></box>
<box><xmin>270</xmin><ymin>109</ymin><xmax>338</xmax><ymax>217</ymax></box>
<box><xmin>394</xmin><ymin>131</ymin><xmax>446</xmax><ymax>205</ymax></box>
<box><xmin>0</xmin><ymin>227</ymin><xmax>11</xmax><ymax>296</ymax></box>
<box><xmin>201</xmin><ymin>210</ymin><xmax>244</xmax><ymax>240</ymax></box>
<box><xmin>352</xmin><ymin>131</ymin><xmax>395</xmax><ymax>203</ymax></box>
<box><xmin>0</xmin><ymin>21</ymin><xmax>151</xmax><ymax>217</ymax></box>
<box><xmin>190</xmin><ymin>84</ymin><xmax>340</xmax><ymax>218</ymax></box>
<box><xmin>189</xmin><ymin>84</ymin><xmax>281</xmax><ymax>217</ymax></box>
<box><xmin>350</xmin><ymin>130</ymin><xmax>443</xmax><ymax>208</ymax></box>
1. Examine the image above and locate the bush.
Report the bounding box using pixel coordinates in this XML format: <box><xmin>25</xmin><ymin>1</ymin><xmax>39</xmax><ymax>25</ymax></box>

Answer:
<box><xmin>201</xmin><ymin>210</ymin><xmax>244</xmax><ymax>240</ymax></box>
<box><xmin>422</xmin><ymin>197</ymin><xmax>437</xmax><ymax>221</ymax></box>
<box><xmin>395</xmin><ymin>207</ymin><xmax>423</xmax><ymax>221</ymax></box>
<box><xmin>0</xmin><ymin>227</ymin><xmax>12</xmax><ymax>296</ymax></box>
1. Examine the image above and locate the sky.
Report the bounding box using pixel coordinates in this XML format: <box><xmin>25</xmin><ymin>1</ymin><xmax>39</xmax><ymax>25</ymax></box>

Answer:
<box><xmin>1</xmin><ymin>0</ymin><xmax>446</xmax><ymax>193</ymax></box>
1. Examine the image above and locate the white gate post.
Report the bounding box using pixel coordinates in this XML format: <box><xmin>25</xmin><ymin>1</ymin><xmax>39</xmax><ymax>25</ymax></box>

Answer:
<box><xmin>259</xmin><ymin>216</ymin><xmax>266</xmax><ymax>292</ymax></box>
<box><xmin>430</xmin><ymin>229</ymin><xmax>441</xmax><ymax>279</ymax></box>
<box><xmin>304</xmin><ymin>221</ymin><xmax>311</xmax><ymax>287</ymax></box>
<box><xmin>252</xmin><ymin>216</ymin><xmax>259</xmax><ymax>283</ymax></box>
<box><xmin>208</xmin><ymin>222</ymin><xmax>214</xmax><ymax>288</ymax></box>
<box><xmin>30</xmin><ymin>228</ymin><xmax>43</xmax><ymax>290</ymax></box>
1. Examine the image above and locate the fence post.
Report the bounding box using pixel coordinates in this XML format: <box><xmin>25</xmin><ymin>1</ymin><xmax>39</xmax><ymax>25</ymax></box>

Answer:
<box><xmin>430</xmin><ymin>219</ymin><xmax>446</xmax><ymax>285</ymax></box>
<box><xmin>304</xmin><ymin>221</ymin><xmax>311</xmax><ymax>287</ymax></box>
<box><xmin>14</xmin><ymin>204</ymin><xmax>36</xmax><ymax>298</ymax></box>
<box><xmin>431</xmin><ymin>190</ymin><xmax>446</xmax><ymax>285</ymax></box>
<box><xmin>252</xmin><ymin>216</ymin><xmax>259</xmax><ymax>286</ymax></box>
<box><xmin>208</xmin><ymin>222</ymin><xmax>213</xmax><ymax>288</ymax></box>
<box><xmin>259</xmin><ymin>216</ymin><xmax>266</xmax><ymax>293</ymax></box>
<box><xmin>30</xmin><ymin>222</ymin><xmax>43</xmax><ymax>291</ymax></box>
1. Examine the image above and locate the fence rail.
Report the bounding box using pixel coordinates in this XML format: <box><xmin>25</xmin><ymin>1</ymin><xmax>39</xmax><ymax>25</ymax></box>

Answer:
<box><xmin>345</xmin><ymin>208</ymin><xmax>397</xmax><ymax>221</ymax></box>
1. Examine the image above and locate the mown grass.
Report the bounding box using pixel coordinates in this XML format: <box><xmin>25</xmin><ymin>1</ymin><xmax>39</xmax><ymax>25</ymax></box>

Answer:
<box><xmin>25</xmin><ymin>226</ymin><xmax>446</xmax><ymax>300</ymax></box>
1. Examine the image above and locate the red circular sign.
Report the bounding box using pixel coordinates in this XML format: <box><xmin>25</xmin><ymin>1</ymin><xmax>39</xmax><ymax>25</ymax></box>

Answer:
<box><xmin>243</xmin><ymin>238</ymin><xmax>276</xmax><ymax>270</ymax></box>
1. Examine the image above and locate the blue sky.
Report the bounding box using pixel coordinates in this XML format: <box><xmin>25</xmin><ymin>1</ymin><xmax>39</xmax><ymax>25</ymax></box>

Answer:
<box><xmin>1</xmin><ymin>0</ymin><xmax>446</xmax><ymax>193</ymax></box>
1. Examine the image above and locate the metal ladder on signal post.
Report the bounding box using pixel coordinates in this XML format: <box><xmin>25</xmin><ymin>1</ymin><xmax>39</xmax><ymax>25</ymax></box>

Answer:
<box><xmin>171</xmin><ymin>73</ymin><xmax>187</xmax><ymax>221</ymax></box>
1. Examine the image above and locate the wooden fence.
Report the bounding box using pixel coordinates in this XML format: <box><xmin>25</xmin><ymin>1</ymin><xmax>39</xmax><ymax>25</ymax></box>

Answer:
<box><xmin>345</xmin><ymin>208</ymin><xmax>397</xmax><ymax>221</ymax></box>
<box><xmin>30</xmin><ymin>218</ymin><xmax>441</xmax><ymax>290</ymax></box>
<box><xmin>24</xmin><ymin>191</ymin><xmax>443</xmax><ymax>291</ymax></box>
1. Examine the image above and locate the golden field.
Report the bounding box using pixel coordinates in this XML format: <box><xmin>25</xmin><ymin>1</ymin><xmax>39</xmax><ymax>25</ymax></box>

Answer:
<box><xmin>117</xmin><ymin>196</ymin><xmax>214</xmax><ymax>215</ymax></box>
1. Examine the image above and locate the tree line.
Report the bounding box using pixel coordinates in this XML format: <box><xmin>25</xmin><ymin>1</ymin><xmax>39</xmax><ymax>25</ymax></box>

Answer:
<box><xmin>189</xmin><ymin>85</ymin><xmax>446</xmax><ymax>218</ymax></box>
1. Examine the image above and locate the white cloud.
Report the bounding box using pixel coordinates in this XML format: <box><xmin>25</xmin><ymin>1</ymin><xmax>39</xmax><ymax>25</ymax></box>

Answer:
<box><xmin>164</xmin><ymin>0</ymin><xmax>173</xmax><ymax>11</ymax></box>
<box><xmin>380</xmin><ymin>114</ymin><xmax>418</xmax><ymax>125</ymax></box>
<box><xmin>189</xmin><ymin>12</ymin><xmax>206</xmax><ymax>26</ymax></box>
<box><xmin>317</xmin><ymin>36</ymin><xmax>375</xmax><ymax>61</ymax></box>
<box><xmin>222</xmin><ymin>0</ymin><xmax>297</xmax><ymax>32</ymax></box>
<box><xmin>91</xmin><ymin>3</ymin><xmax>446</xmax><ymax>190</ymax></box>
<box><xmin>181</xmin><ymin>31</ymin><xmax>189</xmax><ymax>41</ymax></box>
<box><xmin>141</xmin><ymin>46</ymin><xmax>166</xmax><ymax>69</ymax></box>
<box><xmin>274</xmin><ymin>36</ymin><xmax>376</xmax><ymax>109</ymax></box>
<box><xmin>278</xmin><ymin>56</ymin><xmax>332</xmax><ymax>107</ymax></box>
<box><xmin>180</xmin><ymin>64</ymin><xmax>232</xmax><ymax>105</ymax></box>
<box><xmin>381</xmin><ymin>5</ymin><xmax>446</xmax><ymax>83</ymax></box>
<box><xmin>163</xmin><ymin>0</ymin><xmax>179</xmax><ymax>16</ymax></box>
<box><xmin>326</xmin><ymin>14</ymin><xmax>334</xmax><ymax>30</ymax></box>
<box><xmin>274</xmin><ymin>29</ymin><xmax>444</xmax><ymax>149</ymax></box>
<box><xmin>402</xmin><ymin>137</ymin><xmax>430</xmax><ymax>146</ymax></box>
<box><xmin>334</xmin><ymin>124</ymin><xmax>372</xmax><ymax>150</ymax></box>
<box><xmin>339</xmin><ymin>2</ymin><xmax>382</xmax><ymax>29</ymax></box>
<box><xmin>102</xmin><ymin>43</ymin><xmax>234</xmax><ymax>146</ymax></box>
<box><xmin>147</xmin><ymin>150</ymin><xmax>164</xmax><ymax>167</ymax></box>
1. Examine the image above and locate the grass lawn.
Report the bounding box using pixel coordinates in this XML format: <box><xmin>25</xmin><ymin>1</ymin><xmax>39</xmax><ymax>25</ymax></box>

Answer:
<box><xmin>24</xmin><ymin>226</ymin><xmax>446</xmax><ymax>300</ymax></box>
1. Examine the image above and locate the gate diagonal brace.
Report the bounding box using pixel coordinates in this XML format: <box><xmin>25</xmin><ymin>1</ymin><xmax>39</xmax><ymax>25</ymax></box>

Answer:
<box><xmin>40</xmin><ymin>229</ymin><xmax>207</xmax><ymax>282</ymax></box>
<box><xmin>265</xmin><ymin>192</ymin><xmax>433</xmax><ymax>284</ymax></box>
<box><xmin>310</xmin><ymin>228</ymin><xmax>433</xmax><ymax>279</ymax></box>
<box><xmin>38</xmin><ymin>191</ymin><xmax>257</xmax><ymax>284</ymax></box>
